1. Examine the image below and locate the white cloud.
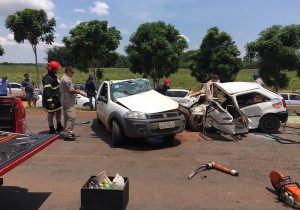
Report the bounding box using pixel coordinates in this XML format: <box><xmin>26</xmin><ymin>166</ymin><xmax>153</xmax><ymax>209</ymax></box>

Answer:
<box><xmin>59</xmin><ymin>23</ymin><xmax>68</xmax><ymax>29</ymax></box>
<box><xmin>75</xmin><ymin>20</ymin><xmax>82</xmax><ymax>25</ymax></box>
<box><xmin>180</xmin><ymin>34</ymin><xmax>190</xmax><ymax>42</ymax></box>
<box><xmin>0</xmin><ymin>34</ymin><xmax>18</xmax><ymax>46</ymax></box>
<box><xmin>73</xmin><ymin>8</ymin><xmax>85</xmax><ymax>13</ymax></box>
<box><xmin>89</xmin><ymin>1</ymin><xmax>109</xmax><ymax>16</ymax></box>
<box><xmin>0</xmin><ymin>0</ymin><xmax>55</xmax><ymax>18</ymax></box>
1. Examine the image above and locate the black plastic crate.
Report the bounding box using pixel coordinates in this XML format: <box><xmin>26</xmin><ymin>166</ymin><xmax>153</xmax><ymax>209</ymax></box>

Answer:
<box><xmin>81</xmin><ymin>176</ymin><xmax>129</xmax><ymax>210</ymax></box>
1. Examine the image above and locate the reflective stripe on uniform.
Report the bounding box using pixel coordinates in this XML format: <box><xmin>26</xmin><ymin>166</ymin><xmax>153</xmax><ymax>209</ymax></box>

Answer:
<box><xmin>47</xmin><ymin>98</ymin><xmax>53</xmax><ymax>102</ymax></box>
<box><xmin>53</xmin><ymin>85</ymin><xmax>60</xmax><ymax>89</ymax></box>
<box><xmin>44</xmin><ymin>84</ymin><xmax>52</xmax><ymax>88</ymax></box>
<box><xmin>44</xmin><ymin>106</ymin><xmax>63</xmax><ymax>112</ymax></box>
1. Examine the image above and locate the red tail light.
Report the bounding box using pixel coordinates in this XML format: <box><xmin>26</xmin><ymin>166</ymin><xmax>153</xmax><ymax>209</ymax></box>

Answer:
<box><xmin>282</xmin><ymin>99</ymin><xmax>286</xmax><ymax>108</ymax></box>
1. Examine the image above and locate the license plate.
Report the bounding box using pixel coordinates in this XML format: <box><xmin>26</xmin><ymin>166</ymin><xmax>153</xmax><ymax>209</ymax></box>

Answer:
<box><xmin>159</xmin><ymin>121</ymin><xmax>175</xmax><ymax>129</ymax></box>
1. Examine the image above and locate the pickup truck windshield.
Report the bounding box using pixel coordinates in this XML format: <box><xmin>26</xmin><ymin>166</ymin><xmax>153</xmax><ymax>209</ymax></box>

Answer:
<box><xmin>111</xmin><ymin>79</ymin><xmax>151</xmax><ymax>100</ymax></box>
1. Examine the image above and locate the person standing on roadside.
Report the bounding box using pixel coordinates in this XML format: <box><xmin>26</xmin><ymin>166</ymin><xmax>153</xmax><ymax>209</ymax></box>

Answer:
<box><xmin>60</xmin><ymin>66</ymin><xmax>81</xmax><ymax>140</ymax></box>
<box><xmin>156</xmin><ymin>79</ymin><xmax>171</xmax><ymax>95</ymax></box>
<box><xmin>85</xmin><ymin>74</ymin><xmax>97</xmax><ymax>110</ymax></box>
<box><xmin>22</xmin><ymin>73</ymin><xmax>36</xmax><ymax>107</ymax></box>
<box><xmin>42</xmin><ymin>61</ymin><xmax>64</xmax><ymax>134</ymax></box>
<box><xmin>0</xmin><ymin>76</ymin><xmax>11</xmax><ymax>96</ymax></box>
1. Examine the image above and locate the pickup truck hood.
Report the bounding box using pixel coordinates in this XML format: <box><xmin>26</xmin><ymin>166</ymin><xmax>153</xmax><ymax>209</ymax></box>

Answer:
<box><xmin>116</xmin><ymin>90</ymin><xmax>179</xmax><ymax>114</ymax></box>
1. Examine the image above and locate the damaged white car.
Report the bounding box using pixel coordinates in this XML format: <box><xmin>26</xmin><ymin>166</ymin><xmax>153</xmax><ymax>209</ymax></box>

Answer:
<box><xmin>95</xmin><ymin>78</ymin><xmax>186</xmax><ymax>146</ymax></box>
<box><xmin>179</xmin><ymin>82</ymin><xmax>288</xmax><ymax>134</ymax></box>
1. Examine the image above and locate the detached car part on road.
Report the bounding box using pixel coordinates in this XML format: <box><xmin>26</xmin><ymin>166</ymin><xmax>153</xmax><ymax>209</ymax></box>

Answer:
<box><xmin>95</xmin><ymin>78</ymin><xmax>186</xmax><ymax>146</ymax></box>
<box><xmin>179</xmin><ymin>82</ymin><xmax>288</xmax><ymax>134</ymax></box>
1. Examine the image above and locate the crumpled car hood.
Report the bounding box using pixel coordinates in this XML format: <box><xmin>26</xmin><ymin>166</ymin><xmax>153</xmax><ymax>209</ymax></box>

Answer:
<box><xmin>116</xmin><ymin>90</ymin><xmax>179</xmax><ymax>114</ymax></box>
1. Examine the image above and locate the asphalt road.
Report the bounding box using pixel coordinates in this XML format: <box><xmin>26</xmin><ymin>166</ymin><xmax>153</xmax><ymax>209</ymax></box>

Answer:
<box><xmin>1</xmin><ymin>109</ymin><xmax>300</xmax><ymax>210</ymax></box>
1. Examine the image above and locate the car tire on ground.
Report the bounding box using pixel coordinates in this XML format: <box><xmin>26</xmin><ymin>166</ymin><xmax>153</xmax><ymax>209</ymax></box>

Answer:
<box><xmin>259</xmin><ymin>114</ymin><xmax>280</xmax><ymax>134</ymax></box>
<box><xmin>111</xmin><ymin>120</ymin><xmax>124</xmax><ymax>147</ymax></box>
<box><xmin>188</xmin><ymin>114</ymin><xmax>204</xmax><ymax>131</ymax></box>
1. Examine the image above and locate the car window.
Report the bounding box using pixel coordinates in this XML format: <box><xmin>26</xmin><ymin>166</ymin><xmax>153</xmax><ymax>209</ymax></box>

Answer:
<box><xmin>111</xmin><ymin>79</ymin><xmax>151</xmax><ymax>100</ymax></box>
<box><xmin>99</xmin><ymin>83</ymin><xmax>108</xmax><ymax>99</ymax></box>
<box><xmin>236</xmin><ymin>92</ymin><xmax>270</xmax><ymax>108</ymax></box>
<box><xmin>290</xmin><ymin>94</ymin><xmax>300</xmax><ymax>100</ymax></box>
<box><xmin>10</xmin><ymin>83</ymin><xmax>21</xmax><ymax>88</ymax></box>
<box><xmin>280</xmin><ymin>94</ymin><xmax>288</xmax><ymax>100</ymax></box>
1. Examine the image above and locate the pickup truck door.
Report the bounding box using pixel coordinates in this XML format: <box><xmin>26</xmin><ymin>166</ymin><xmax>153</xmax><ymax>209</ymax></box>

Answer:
<box><xmin>0</xmin><ymin>133</ymin><xmax>59</xmax><ymax>177</ymax></box>
<box><xmin>96</xmin><ymin>83</ymin><xmax>110</xmax><ymax>126</ymax></box>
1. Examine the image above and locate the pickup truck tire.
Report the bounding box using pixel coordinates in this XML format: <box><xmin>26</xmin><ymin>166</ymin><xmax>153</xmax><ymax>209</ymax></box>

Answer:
<box><xmin>111</xmin><ymin>120</ymin><xmax>124</xmax><ymax>147</ymax></box>
<box><xmin>259</xmin><ymin>114</ymin><xmax>280</xmax><ymax>134</ymax></box>
<box><xmin>165</xmin><ymin>134</ymin><xmax>175</xmax><ymax>145</ymax></box>
<box><xmin>96</xmin><ymin>114</ymin><xmax>102</xmax><ymax>124</ymax></box>
<box><xmin>188</xmin><ymin>114</ymin><xmax>204</xmax><ymax>131</ymax></box>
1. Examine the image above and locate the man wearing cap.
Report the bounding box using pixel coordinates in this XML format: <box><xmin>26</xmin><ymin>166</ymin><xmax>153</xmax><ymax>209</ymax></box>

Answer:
<box><xmin>42</xmin><ymin>61</ymin><xmax>64</xmax><ymax>134</ymax></box>
<box><xmin>0</xmin><ymin>76</ymin><xmax>11</xmax><ymax>96</ymax></box>
<box><xmin>60</xmin><ymin>66</ymin><xmax>81</xmax><ymax>140</ymax></box>
<box><xmin>156</xmin><ymin>79</ymin><xmax>171</xmax><ymax>95</ymax></box>
<box><xmin>85</xmin><ymin>74</ymin><xmax>97</xmax><ymax>110</ymax></box>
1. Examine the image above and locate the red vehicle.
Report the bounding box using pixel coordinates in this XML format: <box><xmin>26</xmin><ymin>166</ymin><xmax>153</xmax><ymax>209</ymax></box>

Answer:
<box><xmin>0</xmin><ymin>97</ymin><xmax>26</xmax><ymax>133</ymax></box>
<box><xmin>0</xmin><ymin>97</ymin><xmax>59</xmax><ymax>181</ymax></box>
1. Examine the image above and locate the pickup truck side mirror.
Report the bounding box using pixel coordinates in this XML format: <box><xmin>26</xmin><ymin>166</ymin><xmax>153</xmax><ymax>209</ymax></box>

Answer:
<box><xmin>97</xmin><ymin>96</ymin><xmax>108</xmax><ymax>103</ymax></box>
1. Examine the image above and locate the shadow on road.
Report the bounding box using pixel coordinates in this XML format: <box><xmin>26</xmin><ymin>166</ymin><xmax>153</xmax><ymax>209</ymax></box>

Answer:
<box><xmin>0</xmin><ymin>186</ymin><xmax>51</xmax><ymax>210</ymax></box>
<box><xmin>90</xmin><ymin>119</ymin><xmax>181</xmax><ymax>151</ymax></box>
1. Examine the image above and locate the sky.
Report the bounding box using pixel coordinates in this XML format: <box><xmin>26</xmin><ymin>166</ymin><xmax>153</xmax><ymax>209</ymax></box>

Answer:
<box><xmin>0</xmin><ymin>0</ymin><xmax>300</xmax><ymax>63</ymax></box>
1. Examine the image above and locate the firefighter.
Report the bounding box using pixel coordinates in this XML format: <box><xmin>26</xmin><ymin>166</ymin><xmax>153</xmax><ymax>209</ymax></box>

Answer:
<box><xmin>60</xmin><ymin>66</ymin><xmax>81</xmax><ymax>140</ymax></box>
<box><xmin>42</xmin><ymin>61</ymin><xmax>64</xmax><ymax>134</ymax></box>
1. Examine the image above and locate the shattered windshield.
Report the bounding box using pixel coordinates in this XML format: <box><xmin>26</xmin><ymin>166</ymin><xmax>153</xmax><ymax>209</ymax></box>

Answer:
<box><xmin>111</xmin><ymin>79</ymin><xmax>152</xmax><ymax>100</ymax></box>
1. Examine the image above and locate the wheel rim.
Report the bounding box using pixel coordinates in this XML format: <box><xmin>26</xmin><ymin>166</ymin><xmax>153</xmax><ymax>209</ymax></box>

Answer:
<box><xmin>263</xmin><ymin>118</ymin><xmax>276</xmax><ymax>130</ymax></box>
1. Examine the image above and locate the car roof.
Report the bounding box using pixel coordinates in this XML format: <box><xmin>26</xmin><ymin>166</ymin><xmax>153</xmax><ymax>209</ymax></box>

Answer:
<box><xmin>215</xmin><ymin>82</ymin><xmax>261</xmax><ymax>95</ymax></box>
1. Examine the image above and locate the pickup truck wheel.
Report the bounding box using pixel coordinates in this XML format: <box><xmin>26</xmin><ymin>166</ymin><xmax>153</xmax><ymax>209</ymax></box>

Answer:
<box><xmin>188</xmin><ymin>114</ymin><xmax>204</xmax><ymax>131</ymax></box>
<box><xmin>111</xmin><ymin>120</ymin><xmax>124</xmax><ymax>147</ymax></box>
<box><xmin>259</xmin><ymin>114</ymin><xmax>280</xmax><ymax>134</ymax></box>
<box><xmin>96</xmin><ymin>114</ymin><xmax>102</xmax><ymax>124</ymax></box>
<box><xmin>165</xmin><ymin>134</ymin><xmax>175</xmax><ymax>145</ymax></box>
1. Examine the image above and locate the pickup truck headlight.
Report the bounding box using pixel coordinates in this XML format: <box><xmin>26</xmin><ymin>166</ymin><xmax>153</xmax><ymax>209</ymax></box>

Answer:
<box><xmin>124</xmin><ymin>111</ymin><xmax>146</xmax><ymax>119</ymax></box>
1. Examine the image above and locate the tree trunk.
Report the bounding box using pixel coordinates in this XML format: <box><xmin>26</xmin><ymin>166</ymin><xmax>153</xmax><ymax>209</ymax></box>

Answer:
<box><xmin>33</xmin><ymin>45</ymin><xmax>40</xmax><ymax>88</ymax></box>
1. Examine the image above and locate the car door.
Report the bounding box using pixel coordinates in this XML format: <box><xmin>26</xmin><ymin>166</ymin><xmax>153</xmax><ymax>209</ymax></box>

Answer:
<box><xmin>96</xmin><ymin>83</ymin><xmax>109</xmax><ymax>126</ymax></box>
<box><xmin>205</xmin><ymin>83</ymin><xmax>249</xmax><ymax>134</ymax></box>
<box><xmin>235</xmin><ymin>91</ymin><xmax>269</xmax><ymax>129</ymax></box>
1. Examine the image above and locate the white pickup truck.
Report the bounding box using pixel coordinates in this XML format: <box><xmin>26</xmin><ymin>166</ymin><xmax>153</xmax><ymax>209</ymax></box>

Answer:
<box><xmin>95</xmin><ymin>78</ymin><xmax>186</xmax><ymax>147</ymax></box>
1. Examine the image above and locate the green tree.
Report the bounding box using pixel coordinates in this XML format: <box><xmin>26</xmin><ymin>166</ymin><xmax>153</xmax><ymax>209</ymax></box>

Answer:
<box><xmin>246</xmin><ymin>24</ymin><xmax>300</xmax><ymax>92</ymax></box>
<box><xmin>0</xmin><ymin>43</ymin><xmax>4</xmax><ymax>56</ymax></box>
<box><xmin>113</xmin><ymin>54</ymin><xmax>129</xmax><ymax>68</ymax></box>
<box><xmin>179</xmin><ymin>50</ymin><xmax>196</xmax><ymax>68</ymax></box>
<box><xmin>125</xmin><ymin>21</ymin><xmax>188</xmax><ymax>88</ymax></box>
<box><xmin>63</xmin><ymin>20</ymin><xmax>121</xmax><ymax>77</ymax></box>
<box><xmin>5</xmin><ymin>8</ymin><xmax>56</xmax><ymax>86</ymax></box>
<box><xmin>190</xmin><ymin>27</ymin><xmax>242</xmax><ymax>83</ymax></box>
<box><xmin>47</xmin><ymin>46</ymin><xmax>72</xmax><ymax>67</ymax></box>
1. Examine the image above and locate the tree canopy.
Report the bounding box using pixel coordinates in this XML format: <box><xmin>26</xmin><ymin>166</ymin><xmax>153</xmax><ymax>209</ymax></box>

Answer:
<box><xmin>0</xmin><ymin>44</ymin><xmax>4</xmax><ymax>56</ymax></box>
<box><xmin>63</xmin><ymin>20</ymin><xmax>121</xmax><ymax>76</ymax></box>
<box><xmin>47</xmin><ymin>46</ymin><xmax>72</xmax><ymax>67</ymax></box>
<box><xmin>5</xmin><ymin>8</ymin><xmax>56</xmax><ymax>86</ymax></box>
<box><xmin>246</xmin><ymin>24</ymin><xmax>300</xmax><ymax>91</ymax></box>
<box><xmin>189</xmin><ymin>27</ymin><xmax>241</xmax><ymax>83</ymax></box>
<box><xmin>125</xmin><ymin>21</ymin><xmax>188</xmax><ymax>87</ymax></box>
